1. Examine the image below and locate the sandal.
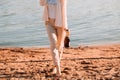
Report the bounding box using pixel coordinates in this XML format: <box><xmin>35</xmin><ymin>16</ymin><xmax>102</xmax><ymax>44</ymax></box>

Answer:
<box><xmin>64</xmin><ymin>29</ymin><xmax>70</xmax><ymax>48</ymax></box>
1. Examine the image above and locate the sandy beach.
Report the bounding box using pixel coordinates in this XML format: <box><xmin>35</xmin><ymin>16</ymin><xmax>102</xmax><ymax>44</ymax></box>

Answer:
<box><xmin>0</xmin><ymin>44</ymin><xmax>120</xmax><ymax>80</ymax></box>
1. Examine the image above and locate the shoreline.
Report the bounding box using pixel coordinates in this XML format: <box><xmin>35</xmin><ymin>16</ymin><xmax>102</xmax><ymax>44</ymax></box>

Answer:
<box><xmin>0</xmin><ymin>42</ymin><xmax>119</xmax><ymax>48</ymax></box>
<box><xmin>0</xmin><ymin>43</ymin><xmax>120</xmax><ymax>79</ymax></box>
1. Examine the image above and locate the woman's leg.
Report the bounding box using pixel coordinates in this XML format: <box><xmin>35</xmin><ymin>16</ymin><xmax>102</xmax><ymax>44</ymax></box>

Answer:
<box><xmin>56</xmin><ymin>27</ymin><xmax>66</xmax><ymax>60</ymax></box>
<box><xmin>46</xmin><ymin>23</ymin><xmax>61</xmax><ymax>76</ymax></box>
<box><xmin>47</xmin><ymin>19</ymin><xmax>66</xmax><ymax>60</ymax></box>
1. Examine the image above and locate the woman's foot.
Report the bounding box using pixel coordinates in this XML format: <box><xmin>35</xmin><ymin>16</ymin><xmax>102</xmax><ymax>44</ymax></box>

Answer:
<box><xmin>54</xmin><ymin>74</ymin><xmax>62</xmax><ymax>80</ymax></box>
<box><xmin>52</xmin><ymin>67</ymin><xmax>57</xmax><ymax>74</ymax></box>
<box><xmin>52</xmin><ymin>67</ymin><xmax>61</xmax><ymax>80</ymax></box>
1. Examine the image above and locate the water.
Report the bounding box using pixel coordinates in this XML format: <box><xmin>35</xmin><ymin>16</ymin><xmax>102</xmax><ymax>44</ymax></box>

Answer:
<box><xmin>0</xmin><ymin>0</ymin><xmax>120</xmax><ymax>47</ymax></box>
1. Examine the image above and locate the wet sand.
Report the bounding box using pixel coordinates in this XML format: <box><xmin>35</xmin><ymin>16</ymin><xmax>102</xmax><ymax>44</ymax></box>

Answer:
<box><xmin>0</xmin><ymin>44</ymin><xmax>120</xmax><ymax>80</ymax></box>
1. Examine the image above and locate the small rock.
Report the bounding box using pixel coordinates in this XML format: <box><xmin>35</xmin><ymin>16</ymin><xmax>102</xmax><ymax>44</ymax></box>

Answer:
<box><xmin>83</xmin><ymin>66</ymin><xmax>89</xmax><ymax>69</ymax></box>
<box><xmin>81</xmin><ymin>61</ymin><xmax>92</xmax><ymax>64</ymax></box>
<box><xmin>72</xmin><ymin>73</ymin><xmax>79</xmax><ymax>77</ymax></box>
<box><xmin>64</xmin><ymin>67</ymin><xmax>71</xmax><ymax>71</ymax></box>
<box><xmin>62</xmin><ymin>70</ymin><xmax>69</xmax><ymax>75</ymax></box>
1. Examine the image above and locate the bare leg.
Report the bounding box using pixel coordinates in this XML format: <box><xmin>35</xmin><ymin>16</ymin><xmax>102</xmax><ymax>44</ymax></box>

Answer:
<box><xmin>56</xmin><ymin>27</ymin><xmax>66</xmax><ymax>60</ymax></box>
<box><xmin>46</xmin><ymin>24</ymin><xmax>61</xmax><ymax>76</ymax></box>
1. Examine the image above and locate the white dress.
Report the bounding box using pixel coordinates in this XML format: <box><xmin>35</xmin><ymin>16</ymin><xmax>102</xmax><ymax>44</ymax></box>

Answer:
<box><xmin>48</xmin><ymin>4</ymin><xmax>56</xmax><ymax>19</ymax></box>
<box><xmin>41</xmin><ymin>0</ymin><xmax>68</xmax><ymax>28</ymax></box>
